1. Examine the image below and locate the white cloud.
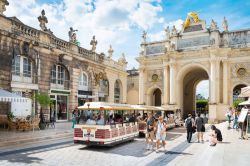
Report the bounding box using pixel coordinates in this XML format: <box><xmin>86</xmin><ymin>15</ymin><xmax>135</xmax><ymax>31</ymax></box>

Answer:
<box><xmin>148</xmin><ymin>30</ymin><xmax>165</xmax><ymax>41</ymax></box>
<box><xmin>4</xmin><ymin>0</ymin><xmax>164</xmax><ymax>68</ymax></box>
<box><xmin>196</xmin><ymin>80</ymin><xmax>209</xmax><ymax>99</ymax></box>
<box><xmin>164</xmin><ymin>19</ymin><xmax>184</xmax><ymax>31</ymax></box>
<box><xmin>129</xmin><ymin>2</ymin><xmax>163</xmax><ymax>30</ymax></box>
<box><xmin>147</xmin><ymin>19</ymin><xmax>184</xmax><ymax>42</ymax></box>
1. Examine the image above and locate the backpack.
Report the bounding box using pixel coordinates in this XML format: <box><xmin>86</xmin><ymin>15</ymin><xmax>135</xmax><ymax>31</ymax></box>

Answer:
<box><xmin>186</xmin><ymin>118</ymin><xmax>192</xmax><ymax>129</ymax></box>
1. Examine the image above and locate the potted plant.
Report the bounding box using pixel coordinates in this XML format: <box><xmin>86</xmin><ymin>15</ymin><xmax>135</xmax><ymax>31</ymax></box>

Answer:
<box><xmin>7</xmin><ymin>111</ymin><xmax>15</xmax><ymax>121</ymax></box>
<box><xmin>36</xmin><ymin>93</ymin><xmax>51</xmax><ymax>130</ymax></box>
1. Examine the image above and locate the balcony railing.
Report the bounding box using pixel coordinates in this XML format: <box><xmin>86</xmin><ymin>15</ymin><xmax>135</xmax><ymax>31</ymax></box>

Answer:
<box><xmin>50</xmin><ymin>36</ymin><xmax>70</xmax><ymax>51</ymax></box>
<box><xmin>50</xmin><ymin>79</ymin><xmax>70</xmax><ymax>90</ymax></box>
<box><xmin>11</xmin><ymin>21</ymin><xmax>40</xmax><ymax>41</ymax></box>
<box><xmin>11</xmin><ymin>72</ymin><xmax>37</xmax><ymax>84</ymax></box>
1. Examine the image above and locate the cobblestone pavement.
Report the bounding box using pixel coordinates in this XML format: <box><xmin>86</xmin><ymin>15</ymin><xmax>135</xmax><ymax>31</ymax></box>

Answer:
<box><xmin>0</xmin><ymin>127</ymin><xmax>187</xmax><ymax>166</ymax></box>
<box><xmin>0</xmin><ymin>123</ymin><xmax>249</xmax><ymax>166</ymax></box>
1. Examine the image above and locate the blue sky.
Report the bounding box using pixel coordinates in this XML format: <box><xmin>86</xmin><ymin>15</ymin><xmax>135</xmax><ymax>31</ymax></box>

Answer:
<box><xmin>5</xmin><ymin>0</ymin><xmax>250</xmax><ymax>98</ymax></box>
<box><xmin>5</xmin><ymin>0</ymin><xmax>250</xmax><ymax>69</ymax></box>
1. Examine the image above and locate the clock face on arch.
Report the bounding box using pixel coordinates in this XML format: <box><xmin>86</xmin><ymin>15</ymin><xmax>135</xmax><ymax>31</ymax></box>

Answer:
<box><xmin>152</xmin><ymin>74</ymin><xmax>159</xmax><ymax>82</ymax></box>
<box><xmin>237</xmin><ymin>68</ymin><xmax>247</xmax><ymax>77</ymax></box>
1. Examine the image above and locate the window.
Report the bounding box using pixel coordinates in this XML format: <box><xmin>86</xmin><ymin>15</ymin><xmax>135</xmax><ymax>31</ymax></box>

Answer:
<box><xmin>12</xmin><ymin>56</ymin><xmax>20</xmax><ymax>76</ymax></box>
<box><xmin>51</xmin><ymin>65</ymin><xmax>66</xmax><ymax>85</ymax></box>
<box><xmin>11</xmin><ymin>55</ymin><xmax>32</xmax><ymax>77</ymax></box>
<box><xmin>51</xmin><ymin>65</ymin><xmax>57</xmax><ymax>84</ymax></box>
<box><xmin>23</xmin><ymin>57</ymin><xmax>31</xmax><ymax>77</ymax></box>
<box><xmin>57</xmin><ymin>65</ymin><xmax>65</xmax><ymax>85</ymax></box>
<box><xmin>79</xmin><ymin>73</ymin><xmax>87</xmax><ymax>86</ymax></box>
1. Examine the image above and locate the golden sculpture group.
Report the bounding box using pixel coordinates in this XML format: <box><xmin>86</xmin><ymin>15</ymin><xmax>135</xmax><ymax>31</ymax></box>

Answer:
<box><xmin>183</xmin><ymin>12</ymin><xmax>201</xmax><ymax>29</ymax></box>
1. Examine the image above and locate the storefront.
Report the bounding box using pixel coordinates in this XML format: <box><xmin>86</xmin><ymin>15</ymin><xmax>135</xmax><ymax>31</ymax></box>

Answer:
<box><xmin>50</xmin><ymin>89</ymin><xmax>70</xmax><ymax>121</ymax></box>
<box><xmin>78</xmin><ymin>90</ymin><xmax>94</xmax><ymax>106</ymax></box>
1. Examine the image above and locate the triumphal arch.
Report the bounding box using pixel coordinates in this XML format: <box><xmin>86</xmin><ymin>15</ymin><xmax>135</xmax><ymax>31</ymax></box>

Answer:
<box><xmin>136</xmin><ymin>13</ymin><xmax>250</xmax><ymax>121</ymax></box>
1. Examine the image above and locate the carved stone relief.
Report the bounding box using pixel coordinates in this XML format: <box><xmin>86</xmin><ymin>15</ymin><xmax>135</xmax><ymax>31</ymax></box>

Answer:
<box><xmin>227</xmin><ymin>32</ymin><xmax>250</xmax><ymax>48</ymax></box>
<box><xmin>231</xmin><ymin>63</ymin><xmax>250</xmax><ymax>78</ymax></box>
<box><xmin>177</xmin><ymin>36</ymin><xmax>210</xmax><ymax>50</ymax></box>
<box><xmin>146</xmin><ymin>44</ymin><xmax>165</xmax><ymax>55</ymax></box>
<box><xmin>147</xmin><ymin>69</ymin><xmax>163</xmax><ymax>82</ymax></box>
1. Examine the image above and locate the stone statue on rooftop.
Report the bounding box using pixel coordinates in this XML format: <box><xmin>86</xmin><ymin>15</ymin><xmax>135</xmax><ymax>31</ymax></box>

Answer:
<box><xmin>210</xmin><ymin>19</ymin><xmax>218</xmax><ymax>31</ymax></box>
<box><xmin>38</xmin><ymin>9</ymin><xmax>48</xmax><ymax>31</ymax></box>
<box><xmin>142</xmin><ymin>31</ymin><xmax>147</xmax><ymax>43</ymax></box>
<box><xmin>0</xmin><ymin>0</ymin><xmax>9</xmax><ymax>15</ymax></box>
<box><xmin>90</xmin><ymin>35</ymin><xmax>97</xmax><ymax>52</ymax></box>
<box><xmin>107</xmin><ymin>45</ymin><xmax>114</xmax><ymax>59</ymax></box>
<box><xmin>171</xmin><ymin>25</ymin><xmax>177</xmax><ymax>36</ymax></box>
<box><xmin>222</xmin><ymin>16</ymin><xmax>228</xmax><ymax>32</ymax></box>
<box><xmin>68</xmin><ymin>27</ymin><xmax>78</xmax><ymax>43</ymax></box>
<box><xmin>118</xmin><ymin>53</ymin><xmax>127</xmax><ymax>65</ymax></box>
<box><xmin>165</xmin><ymin>26</ymin><xmax>170</xmax><ymax>40</ymax></box>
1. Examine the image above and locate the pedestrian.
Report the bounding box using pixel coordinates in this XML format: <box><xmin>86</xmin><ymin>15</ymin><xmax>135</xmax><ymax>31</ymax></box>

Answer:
<box><xmin>145</xmin><ymin>112</ymin><xmax>155</xmax><ymax>150</ymax></box>
<box><xmin>209</xmin><ymin>125</ymin><xmax>223</xmax><ymax>146</ymax></box>
<box><xmin>225</xmin><ymin>107</ymin><xmax>233</xmax><ymax>128</ymax></box>
<box><xmin>155</xmin><ymin>116</ymin><xmax>167</xmax><ymax>152</ymax></box>
<box><xmin>75</xmin><ymin>107</ymin><xmax>80</xmax><ymax>124</ymax></box>
<box><xmin>239</xmin><ymin>118</ymin><xmax>248</xmax><ymax>139</ymax></box>
<box><xmin>72</xmin><ymin>109</ymin><xmax>77</xmax><ymax>128</ymax></box>
<box><xmin>195</xmin><ymin>113</ymin><xmax>205</xmax><ymax>143</ymax></box>
<box><xmin>233</xmin><ymin>110</ymin><xmax>239</xmax><ymax>129</ymax></box>
<box><xmin>50</xmin><ymin>109</ymin><xmax>56</xmax><ymax>128</ymax></box>
<box><xmin>185</xmin><ymin>114</ymin><xmax>195</xmax><ymax>143</ymax></box>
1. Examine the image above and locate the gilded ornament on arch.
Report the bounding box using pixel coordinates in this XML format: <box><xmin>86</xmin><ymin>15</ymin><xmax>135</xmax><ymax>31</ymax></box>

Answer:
<box><xmin>237</xmin><ymin>67</ymin><xmax>247</xmax><ymax>77</ymax></box>
<box><xmin>152</xmin><ymin>74</ymin><xmax>159</xmax><ymax>82</ymax></box>
<box><xmin>98</xmin><ymin>72</ymin><xmax>104</xmax><ymax>80</ymax></box>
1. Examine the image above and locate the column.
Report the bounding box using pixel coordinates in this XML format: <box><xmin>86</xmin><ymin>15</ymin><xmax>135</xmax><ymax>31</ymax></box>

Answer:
<box><xmin>169</xmin><ymin>63</ymin><xmax>176</xmax><ymax>104</ymax></box>
<box><xmin>163</xmin><ymin>65</ymin><xmax>169</xmax><ymax>105</ymax></box>
<box><xmin>223</xmin><ymin>60</ymin><xmax>229</xmax><ymax>104</ymax></box>
<box><xmin>210</xmin><ymin>59</ymin><xmax>216</xmax><ymax>103</ymax></box>
<box><xmin>108</xmin><ymin>79</ymin><xmax>115</xmax><ymax>102</ymax></box>
<box><xmin>122</xmin><ymin>77</ymin><xmax>127</xmax><ymax>103</ymax></box>
<box><xmin>215</xmin><ymin>60</ymin><xmax>221</xmax><ymax>103</ymax></box>
<box><xmin>139</xmin><ymin>68</ymin><xmax>144</xmax><ymax>104</ymax></box>
<box><xmin>69</xmin><ymin>68</ymin><xmax>80</xmax><ymax>119</ymax></box>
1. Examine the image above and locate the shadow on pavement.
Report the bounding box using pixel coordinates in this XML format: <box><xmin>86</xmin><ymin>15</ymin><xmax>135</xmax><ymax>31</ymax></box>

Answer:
<box><xmin>165</xmin><ymin>150</ymin><xmax>192</xmax><ymax>155</ymax></box>
<box><xmin>145</xmin><ymin>141</ymin><xmax>193</xmax><ymax>166</ymax></box>
<box><xmin>0</xmin><ymin>154</ymin><xmax>42</xmax><ymax>164</ymax></box>
<box><xmin>79</xmin><ymin>132</ymin><xmax>182</xmax><ymax>158</ymax></box>
<box><xmin>79</xmin><ymin>139</ymin><xmax>154</xmax><ymax>157</ymax></box>
<box><xmin>0</xmin><ymin>140</ymin><xmax>74</xmax><ymax>164</ymax></box>
<box><xmin>220</xmin><ymin>142</ymin><xmax>231</xmax><ymax>144</ymax></box>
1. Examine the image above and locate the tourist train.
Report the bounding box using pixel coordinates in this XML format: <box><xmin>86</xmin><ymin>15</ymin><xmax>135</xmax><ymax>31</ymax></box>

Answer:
<box><xmin>73</xmin><ymin>102</ymin><xmax>180</xmax><ymax>146</ymax></box>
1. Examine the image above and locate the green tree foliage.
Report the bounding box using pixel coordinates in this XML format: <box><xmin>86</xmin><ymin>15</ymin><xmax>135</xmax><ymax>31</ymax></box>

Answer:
<box><xmin>196</xmin><ymin>100</ymin><xmax>208</xmax><ymax>113</ymax></box>
<box><xmin>233</xmin><ymin>99</ymin><xmax>244</xmax><ymax>109</ymax></box>
<box><xmin>36</xmin><ymin>93</ymin><xmax>51</xmax><ymax>129</ymax></box>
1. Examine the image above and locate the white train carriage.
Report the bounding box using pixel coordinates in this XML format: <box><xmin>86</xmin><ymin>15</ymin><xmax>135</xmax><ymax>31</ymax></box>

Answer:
<box><xmin>74</xmin><ymin>102</ymin><xmax>139</xmax><ymax>146</ymax></box>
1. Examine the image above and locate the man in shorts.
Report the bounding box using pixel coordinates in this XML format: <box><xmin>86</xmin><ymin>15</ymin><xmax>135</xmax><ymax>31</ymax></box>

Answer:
<box><xmin>146</xmin><ymin>112</ymin><xmax>155</xmax><ymax>150</ymax></box>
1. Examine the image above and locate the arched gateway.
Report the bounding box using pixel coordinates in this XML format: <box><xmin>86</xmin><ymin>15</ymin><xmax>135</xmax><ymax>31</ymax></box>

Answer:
<box><xmin>136</xmin><ymin>13</ymin><xmax>250</xmax><ymax>122</ymax></box>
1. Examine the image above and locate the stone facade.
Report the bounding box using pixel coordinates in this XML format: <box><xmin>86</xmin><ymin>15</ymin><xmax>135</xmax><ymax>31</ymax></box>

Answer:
<box><xmin>137</xmin><ymin>15</ymin><xmax>250</xmax><ymax>122</ymax></box>
<box><xmin>0</xmin><ymin>5</ymin><xmax>127</xmax><ymax>121</ymax></box>
<box><xmin>127</xmin><ymin>69</ymin><xmax>139</xmax><ymax>105</ymax></box>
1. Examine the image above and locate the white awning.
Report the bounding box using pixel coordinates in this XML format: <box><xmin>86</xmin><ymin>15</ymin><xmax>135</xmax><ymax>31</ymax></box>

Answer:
<box><xmin>239</xmin><ymin>86</ymin><xmax>250</xmax><ymax>97</ymax></box>
<box><xmin>0</xmin><ymin>89</ymin><xmax>29</xmax><ymax>102</ymax></box>
<box><xmin>239</xmin><ymin>98</ymin><xmax>250</xmax><ymax>106</ymax></box>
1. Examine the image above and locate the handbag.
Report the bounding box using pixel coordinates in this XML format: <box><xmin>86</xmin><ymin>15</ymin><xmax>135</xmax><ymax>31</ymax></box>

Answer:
<box><xmin>201</xmin><ymin>125</ymin><xmax>205</xmax><ymax>132</ymax></box>
<box><xmin>192</xmin><ymin>126</ymin><xmax>196</xmax><ymax>133</ymax></box>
